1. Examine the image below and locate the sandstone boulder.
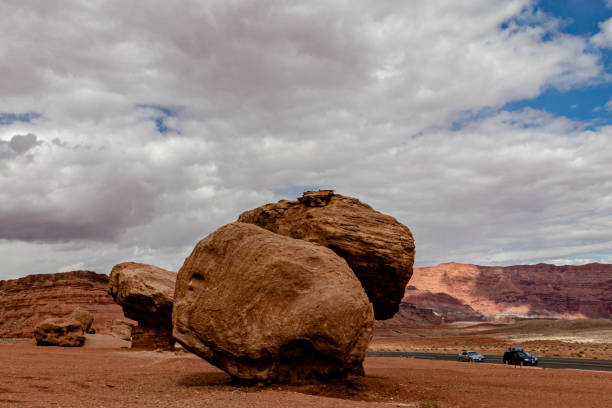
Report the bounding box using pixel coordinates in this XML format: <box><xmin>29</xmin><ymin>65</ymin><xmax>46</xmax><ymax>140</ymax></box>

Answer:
<box><xmin>34</xmin><ymin>317</ymin><xmax>85</xmax><ymax>347</ymax></box>
<box><xmin>173</xmin><ymin>222</ymin><xmax>374</xmax><ymax>383</ymax></box>
<box><xmin>69</xmin><ymin>307</ymin><xmax>94</xmax><ymax>333</ymax></box>
<box><xmin>238</xmin><ymin>190</ymin><xmax>415</xmax><ymax>320</ymax></box>
<box><xmin>110</xmin><ymin>320</ymin><xmax>134</xmax><ymax>341</ymax></box>
<box><xmin>108</xmin><ymin>262</ymin><xmax>176</xmax><ymax>349</ymax></box>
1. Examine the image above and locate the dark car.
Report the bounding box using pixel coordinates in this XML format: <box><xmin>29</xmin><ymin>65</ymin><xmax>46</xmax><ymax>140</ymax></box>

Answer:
<box><xmin>503</xmin><ymin>347</ymin><xmax>538</xmax><ymax>366</ymax></box>
<box><xmin>458</xmin><ymin>350</ymin><xmax>485</xmax><ymax>362</ymax></box>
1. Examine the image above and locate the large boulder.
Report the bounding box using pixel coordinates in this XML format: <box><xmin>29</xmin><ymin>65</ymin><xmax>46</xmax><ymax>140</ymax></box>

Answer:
<box><xmin>110</xmin><ymin>320</ymin><xmax>134</xmax><ymax>341</ymax></box>
<box><xmin>68</xmin><ymin>307</ymin><xmax>94</xmax><ymax>333</ymax></box>
<box><xmin>238</xmin><ymin>190</ymin><xmax>415</xmax><ymax>320</ymax></box>
<box><xmin>34</xmin><ymin>317</ymin><xmax>85</xmax><ymax>347</ymax></box>
<box><xmin>173</xmin><ymin>222</ymin><xmax>374</xmax><ymax>384</ymax></box>
<box><xmin>108</xmin><ymin>262</ymin><xmax>177</xmax><ymax>349</ymax></box>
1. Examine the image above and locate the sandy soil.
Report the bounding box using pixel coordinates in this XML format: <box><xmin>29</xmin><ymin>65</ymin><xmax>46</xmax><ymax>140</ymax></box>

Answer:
<box><xmin>371</xmin><ymin>319</ymin><xmax>612</xmax><ymax>359</ymax></box>
<box><xmin>1</xmin><ymin>342</ymin><xmax>611</xmax><ymax>408</ymax></box>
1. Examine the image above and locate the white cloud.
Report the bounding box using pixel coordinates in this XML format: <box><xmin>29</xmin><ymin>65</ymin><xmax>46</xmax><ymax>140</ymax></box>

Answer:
<box><xmin>591</xmin><ymin>17</ymin><xmax>612</xmax><ymax>48</ymax></box>
<box><xmin>607</xmin><ymin>0</ymin><xmax>612</xmax><ymax>10</ymax></box>
<box><xmin>606</xmin><ymin>99</ymin><xmax>612</xmax><ymax>111</ymax></box>
<box><xmin>58</xmin><ymin>262</ymin><xmax>85</xmax><ymax>273</ymax></box>
<box><xmin>0</xmin><ymin>1</ymin><xmax>609</xmax><ymax>277</ymax></box>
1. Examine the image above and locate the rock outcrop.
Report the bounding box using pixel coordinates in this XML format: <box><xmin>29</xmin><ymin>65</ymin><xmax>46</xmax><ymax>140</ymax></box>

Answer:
<box><xmin>173</xmin><ymin>222</ymin><xmax>374</xmax><ymax>383</ymax></box>
<box><xmin>69</xmin><ymin>307</ymin><xmax>94</xmax><ymax>333</ymax></box>
<box><xmin>374</xmin><ymin>302</ymin><xmax>442</xmax><ymax>330</ymax></box>
<box><xmin>108</xmin><ymin>262</ymin><xmax>176</xmax><ymax>349</ymax></box>
<box><xmin>34</xmin><ymin>317</ymin><xmax>85</xmax><ymax>347</ymax></box>
<box><xmin>0</xmin><ymin>271</ymin><xmax>134</xmax><ymax>338</ymax></box>
<box><xmin>400</xmin><ymin>286</ymin><xmax>485</xmax><ymax>322</ymax></box>
<box><xmin>238</xmin><ymin>190</ymin><xmax>415</xmax><ymax>320</ymax></box>
<box><xmin>409</xmin><ymin>262</ymin><xmax>612</xmax><ymax>320</ymax></box>
<box><xmin>110</xmin><ymin>320</ymin><xmax>133</xmax><ymax>341</ymax></box>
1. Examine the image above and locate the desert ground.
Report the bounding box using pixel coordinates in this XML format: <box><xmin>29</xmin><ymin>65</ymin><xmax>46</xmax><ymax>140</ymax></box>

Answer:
<box><xmin>2</xmin><ymin>333</ymin><xmax>612</xmax><ymax>408</ymax></box>
<box><xmin>371</xmin><ymin>319</ymin><xmax>612</xmax><ymax>360</ymax></box>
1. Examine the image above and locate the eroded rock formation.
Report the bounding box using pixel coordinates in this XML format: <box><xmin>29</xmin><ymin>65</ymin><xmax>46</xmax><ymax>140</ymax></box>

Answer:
<box><xmin>108</xmin><ymin>262</ymin><xmax>176</xmax><ymax>349</ymax></box>
<box><xmin>173</xmin><ymin>222</ymin><xmax>374</xmax><ymax>383</ymax></box>
<box><xmin>0</xmin><ymin>271</ymin><xmax>133</xmax><ymax>338</ymax></box>
<box><xmin>110</xmin><ymin>320</ymin><xmax>133</xmax><ymax>341</ymax></box>
<box><xmin>400</xmin><ymin>286</ymin><xmax>485</xmax><ymax>322</ymax></box>
<box><xmin>374</xmin><ymin>302</ymin><xmax>442</xmax><ymax>330</ymax></box>
<box><xmin>69</xmin><ymin>307</ymin><xmax>94</xmax><ymax>333</ymax></box>
<box><xmin>409</xmin><ymin>262</ymin><xmax>612</xmax><ymax>320</ymax></box>
<box><xmin>238</xmin><ymin>190</ymin><xmax>415</xmax><ymax>320</ymax></box>
<box><xmin>34</xmin><ymin>317</ymin><xmax>85</xmax><ymax>347</ymax></box>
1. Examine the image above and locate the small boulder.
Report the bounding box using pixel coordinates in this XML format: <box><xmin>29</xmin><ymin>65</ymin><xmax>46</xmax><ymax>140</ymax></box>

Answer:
<box><xmin>110</xmin><ymin>320</ymin><xmax>133</xmax><ymax>341</ymax></box>
<box><xmin>238</xmin><ymin>190</ymin><xmax>415</xmax><ymax>320</ymax></box>
<box><xmin>34</xmin><ymin>317</ymin><xmax>85</xmax><ymax>347</ymax></box>
<box><xmin>68</xmin><ymin>307</ymin><xmax>94</xmax><ymax>333</ymax></box>
<box><xmin>108</xmin><ymin>262</ymin><xmax>176</xmax><ymax>349</ymax></box>
<box><xmin>173</xmin><ymin>222</ymin><xmax>374</xmax><ymax>383</ymax></box>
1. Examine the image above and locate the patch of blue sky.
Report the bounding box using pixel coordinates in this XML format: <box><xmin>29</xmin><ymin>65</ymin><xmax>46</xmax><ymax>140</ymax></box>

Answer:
<box><xmin>503</xmin><ymin>85</ymin><xmax>612</xmax><ymax>128</ymax></box>
<box><xmin>135</xmin><ymin>104</ymin><xmax>181</xmax><ymax>135</ymax></box>
<box><xmin>494</xmin><ymin>2</ymin><xmax>612</xmax><ymax>129</ymax></box>
<box><xmin>0</xmin><ymin>112</ymin><xmax>40</xmax><ymax>126</ymax></box>
<box><xmin>136</xmin><ymin>104</ymin><xmax>178</xmax><ymax>118</ymax></box>
<box><xmin>273</xmin><ymin>184</ymin><xmax>329</xmax><ymax>199</ymax></box>
<box><xmin>549</xmin><ymin>250</ymin><xmax>612</xmax><ymax>264</ymax></box>
<box><xmin>535</xmin><ymin>0</ymin><xmax>612</xmax><ymax>36</ymax></box>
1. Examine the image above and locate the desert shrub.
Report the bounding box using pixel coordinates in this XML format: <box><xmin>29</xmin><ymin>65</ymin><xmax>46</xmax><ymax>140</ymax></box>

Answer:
<box><xmin>419</xmin><ymin>401</ymin><xmax>442</xmax><ymax>408</ymax></box>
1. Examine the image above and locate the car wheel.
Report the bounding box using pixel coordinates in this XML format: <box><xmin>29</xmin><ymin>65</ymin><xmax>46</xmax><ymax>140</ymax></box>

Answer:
<box><xmin>520</xmin><ymin>361</ymin><xmax>523</xmax><ymax>367</ymax></box>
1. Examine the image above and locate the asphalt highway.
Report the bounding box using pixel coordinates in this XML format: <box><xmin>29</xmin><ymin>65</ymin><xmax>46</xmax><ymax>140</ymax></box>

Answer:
<box><xmin>366</xmin><ymin>351</ymin><xmax>612</xmax><ymax>372</ymax></box>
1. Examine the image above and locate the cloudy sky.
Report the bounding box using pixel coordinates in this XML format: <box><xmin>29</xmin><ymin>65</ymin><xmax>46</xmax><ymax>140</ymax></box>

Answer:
<box><xmin>1</xmin><ymin>0</ymin><xmax>612</xmax><ymax>279</ymax></box>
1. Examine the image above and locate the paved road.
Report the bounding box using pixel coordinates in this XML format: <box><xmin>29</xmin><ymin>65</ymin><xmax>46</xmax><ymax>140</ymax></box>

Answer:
<box><xmin>367</xmin><ymin>351</ymin><xmax>612</xmax><ymax>372</ymax></box>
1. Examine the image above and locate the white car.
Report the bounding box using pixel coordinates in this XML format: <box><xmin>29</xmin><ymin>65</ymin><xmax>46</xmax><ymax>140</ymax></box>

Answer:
<box><xmin>458</xmin><ymin>350</ymin><xmax>485</xmax><ymax>362</ymax></box>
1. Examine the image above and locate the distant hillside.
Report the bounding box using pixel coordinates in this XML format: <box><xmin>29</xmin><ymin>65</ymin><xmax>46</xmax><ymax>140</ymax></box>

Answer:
<box><xmin>404</xmin><ymin>262</ymin><xmax>612</xmax><ymax>320</ymax></box>
<box><xmin>0</xmin><ymin>271</ymin><xmax>132</xmax><ymax>337</ymax></box>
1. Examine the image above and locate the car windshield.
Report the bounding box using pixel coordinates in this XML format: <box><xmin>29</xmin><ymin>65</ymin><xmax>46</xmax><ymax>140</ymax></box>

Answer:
<box><xmin>467</xmin><ymin>351</ymin><xmax>478</xmax><ymax>355</ymax></box>
<box><xmin>518</xmin><ymin>352</ymin><xmax>531</xmax><ymax>358</ymax></box>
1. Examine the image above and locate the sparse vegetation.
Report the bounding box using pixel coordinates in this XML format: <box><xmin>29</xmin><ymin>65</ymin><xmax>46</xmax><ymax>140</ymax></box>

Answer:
<box><xmin>419</xmin><ymin>401</ymin><xmax>442</xmax><ymax>408</ymax></box>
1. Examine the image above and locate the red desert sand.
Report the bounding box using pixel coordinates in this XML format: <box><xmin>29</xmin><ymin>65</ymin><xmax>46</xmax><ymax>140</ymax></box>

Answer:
<box><xmin>1</xmin><ymin>340</ymin><xmax>611</xmax><ymax>407</ymax></box>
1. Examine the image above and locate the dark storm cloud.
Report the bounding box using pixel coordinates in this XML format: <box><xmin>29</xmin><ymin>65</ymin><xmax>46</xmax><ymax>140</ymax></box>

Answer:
<box><xmin>8</xmin><ymin>133</ymin><xmax>41</xmax><ymax>154</ymax></box>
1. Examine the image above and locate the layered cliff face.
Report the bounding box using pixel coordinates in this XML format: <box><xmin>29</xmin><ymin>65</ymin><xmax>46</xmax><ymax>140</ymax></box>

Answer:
<box><xmin>408</xmin><ymin>262</ymin><xmax>612</xmax><ymax>320</ymax></box>
<box><xmin>0</xmin><ymin>271</ymin><xmax>133</xmax><ymax>338</ymax></box>
<box><xmin>401</xmin><ymin>286</ymin><xmax>484</xmax><ymax>322</ymax></box>
<box><xmin>374</xmin><ymin>302</ymin><xmax>442</xmax><ymax>329</ymax></box>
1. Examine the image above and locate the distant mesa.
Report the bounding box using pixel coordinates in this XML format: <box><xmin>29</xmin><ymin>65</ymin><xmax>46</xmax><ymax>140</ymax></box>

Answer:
<box><xmin>374</xmin><ymin>302</ymin><xmax>443</xmax><ymax>330</ymax></box>
<box><xmin>0</xmin><ymin>270</ymin><xmax>134</xmax><ymax>338</ymax></box>
<box><xmin>238</xmin><ymin>190</ymin><xmax>416</xmax><ymax>320</ymax></box>
<box><xmin>173</xmin><ymin>222</ymin><xmax>374</xmax><ymax>383</ymax></box>
<box><xmin>406</xmin><ymin>262</ymin><xmax>612</xmax><ymax>321</ymax></box>
<box><xmin>108</xmin><ymin>262</ymin><xmax>176</xmax><ymax>350</ymax></box>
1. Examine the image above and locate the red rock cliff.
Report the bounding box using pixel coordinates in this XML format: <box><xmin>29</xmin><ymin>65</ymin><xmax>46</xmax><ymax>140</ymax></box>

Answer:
<box><xmin>408</xmin><ymin>262</ymin><xmax>612</xmax><ymax>319</ymax></box>
<box><xmin>0</xmin><ymin>271</ymin><xmax>133</xmax><ymax>338</ymax></box>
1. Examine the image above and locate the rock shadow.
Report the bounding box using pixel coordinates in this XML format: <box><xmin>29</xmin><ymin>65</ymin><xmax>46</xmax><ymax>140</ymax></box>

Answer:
<box><xmin>177</xmin><ymin>372</ymin><xmax>420</xmax><ymax>403</ymax></box>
